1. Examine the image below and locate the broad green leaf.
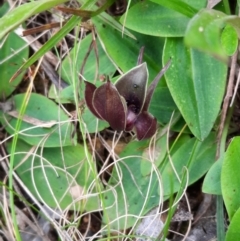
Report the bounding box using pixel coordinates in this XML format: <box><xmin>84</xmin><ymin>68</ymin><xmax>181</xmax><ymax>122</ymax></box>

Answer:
<box><xmin>149</xmin><ymin>0</ymin><xmax>200</xmax><ymax>18</ymax></box>
<box><xmin>182</xmin><ymin>0</ymin><xmax>207</xmax><ymax>10</ymax></box>
<box><xmin>184</xmin><ymin>9</ymin><xmax>228</xmax><ymax>59</ymax></box>
<box><xmin>149</xmin><ymin>86</ymin><xmax>177</xmax><ymax>124</ymax></box>
<box><xmin>222</xmin><ymin>137</ymin><xmax>240</xmax><ymax>220</ymax></box>
<box><xmin>221</xmin><ymin>24</ymin><xmax>238</xmax><ymax>56</ymax></box>
<box><xmin>0</xmin><ymin>2</ymin><xmax>29</xmax><ymax>98</ymax></box>
<box><xmin>0</xmin><ymin>0</ymin><xmax>69</xmax><ymax>40</ymax></box>
<box><xmin>102</xmin><ymin>140</ymin><xmax>161</xmax><ymax>230</ymax></box>
<box><xmin>0</xmin><ymin>93</ymin><xmax>75</xmax><ymax>147</ymax></box>
<box><xmin>0</xmin><ymin>31</ymin><xmax>29</xmax><ymax>98</ymax></box>
<box><xmin>163</xmin><ymin>38</ymin><xmax>227</xmax><ymax>140</ymax></box>
<box><xmin>141</xmin><ymin>134</ymin><xmax>191</xmax><ymax>177</ymax></box>
<box><xmin>202</xmin><ymin>156</ymin><xmax>223</xmax><ymax>195</ymax></box>
<box><xmin>171</xmin><ymin>117</ymin><xmax>191</xmax><ymax>134</ymax></box>
<box><xmin>161</xmin><ymin>133</ymin><xmax>216</xmax><ymax>198</ymax></box>
<box><xmin>48</xmin><ymin>84</ymin><xmax>75</xmax><ymax>104</ymax></box>
<box><xmin>120</xmin><ymin>1</ymin><xmax>190</xmax><ymax>37</ymax></box>
<box><xmin>225</xmin><ymin>207</ymin><xmax>240</xmax><ymax>241</ymax></box>
<box><xmin>102</xmin><ymin>133</ymin><xmax>216</xmax><ymax>229</ymax></box>
<box><xmin>60</xmin><ymin>34</ymin><xmax>116</xmax><ymax>84</ymax></box>
<box><xmin>141</xmin><ymin>132</ymin><xmax>168</xmax><ymax>176</ymax></box>
<box><xmin>82</xmin><ymin>108</ymin><xmax>109</xmax><ymax>133</ymax></box>
<box><xmin>8</xmin><ymin>140</ymin><xmax>100</xmax><ymax>210</ymax></box>
<box><xmin>0</xmin><ymin>2</ymin><xmax>8</xmax><ymax>16</ymax></box>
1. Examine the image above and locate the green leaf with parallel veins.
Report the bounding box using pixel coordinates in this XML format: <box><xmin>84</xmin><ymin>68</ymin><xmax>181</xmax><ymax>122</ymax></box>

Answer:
<box><xmin>163</xmin><ymin>38</ymin><xmax>227</xmax><ymax>140</ymax></box>
<box><xmin>8</xmin><ymin>140</ymin><xmax>100</xmax><ymax>210</ymax></box>
<box><xmin>120</xmin><ymin>0</ymin><xmax>207</xmax><ymax>37</ymax></box>
<box><xmin>222</xmin><ymin>137</ymin><xmax>240</xmax><ymax>220</ymax></box>
<box><xmin>0</xmin><ymin>31</ymin><xmax>29</xmax><ymax>98</ymax></box>
<box><xmin>161</xmin><ymin>133</ymin><xmax>216</xmax><ymax>199</ymax></box>
<box><xmin>102</xmin><ymin>140</ymin><xmax>160</xmax><ymax>230</ymax></box>
<box><xmin>149</xmin><ymin>86</ymin><xmax>177</xmax><ymax>124</ymax></box>
<box><xmin>149</xmin><ymin>0</ymin><xmax>200</xmax><ymax>18</ymax></box>
<box><xmin>0</xmin><ymin>3</ymin><xmax>29</xmax><ymax>99</ymax></box>
<box><xmin>102</xmin><ymin>132</ymin><xmax>216</xmax><ymax>230</ymax></box>
<box><xmin>82</xmin><ymin>107</ymin><xmax>109</xmax><ymax>133</ymax></box>
<box><xmin>225</xmin><ymin>207</ymin><xmax>240</xmax><ymax>241</ymax></box>
<box><xmin>120</xmin><ymin>1</ymin><xmax>190</xmax><ymax>37</ymax></box>
<box><xmin>0</xmin><ymin>93</ymin><xmax>75</xmax><ymax>147</ymax></box>
<box><xmin>202</xmin><ymin>156</ymin><xmax>223</xmax><ymax>195</ymax></box>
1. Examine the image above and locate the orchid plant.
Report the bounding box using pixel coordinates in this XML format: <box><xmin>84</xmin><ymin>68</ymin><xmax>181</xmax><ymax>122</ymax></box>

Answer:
<box><xmin>84</xmin><ymin>48</ymin><xmax>171</xmax><ymax>140</ymax></box>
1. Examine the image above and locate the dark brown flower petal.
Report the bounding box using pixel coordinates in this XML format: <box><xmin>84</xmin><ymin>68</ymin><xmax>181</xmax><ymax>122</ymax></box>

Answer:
<box><xmin>84</xmin><ymin>81</ymin><xmax>103</xmax><ymax>119</ymax></box>
<box><xmin>134</xmin><ymin>112</ymin><xmax>157</xmax><ymax>140</ymax></box>
<box><xmin>115</xmin><ymin>63</ymin><xmax>148</xmax><ymax>114</ymax></box>
<box><xmin>93</xmin><ymin>80</ymin><xmax>127</xmax><ymax>131</ymax></box>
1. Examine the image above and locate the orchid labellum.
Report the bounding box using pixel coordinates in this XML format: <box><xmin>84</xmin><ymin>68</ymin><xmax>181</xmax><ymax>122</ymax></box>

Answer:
<box><xmin>84</xmin><ymin>49</ymin><xmax>171</xmax><ymax>140</ymax></box>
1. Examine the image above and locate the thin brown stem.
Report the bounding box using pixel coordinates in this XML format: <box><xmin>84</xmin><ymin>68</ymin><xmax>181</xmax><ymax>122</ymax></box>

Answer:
<box><xmin>216</xmin><ymin>49</ymin><xmax>238</xmax><ymax>158</ymax></box>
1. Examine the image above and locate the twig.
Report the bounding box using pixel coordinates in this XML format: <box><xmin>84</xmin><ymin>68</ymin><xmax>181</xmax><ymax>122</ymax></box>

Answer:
<box><xmin>216</xmin><ymin>50</ymin><xmax>238</xmax><ymax>159</ymax></box>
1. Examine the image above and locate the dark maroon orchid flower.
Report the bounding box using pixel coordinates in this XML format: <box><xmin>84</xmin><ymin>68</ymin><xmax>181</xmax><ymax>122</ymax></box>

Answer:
<box><xmin>84</xmin><ymin>51</ymin><xmax>171</xmax><ymax>140</ymax></box>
